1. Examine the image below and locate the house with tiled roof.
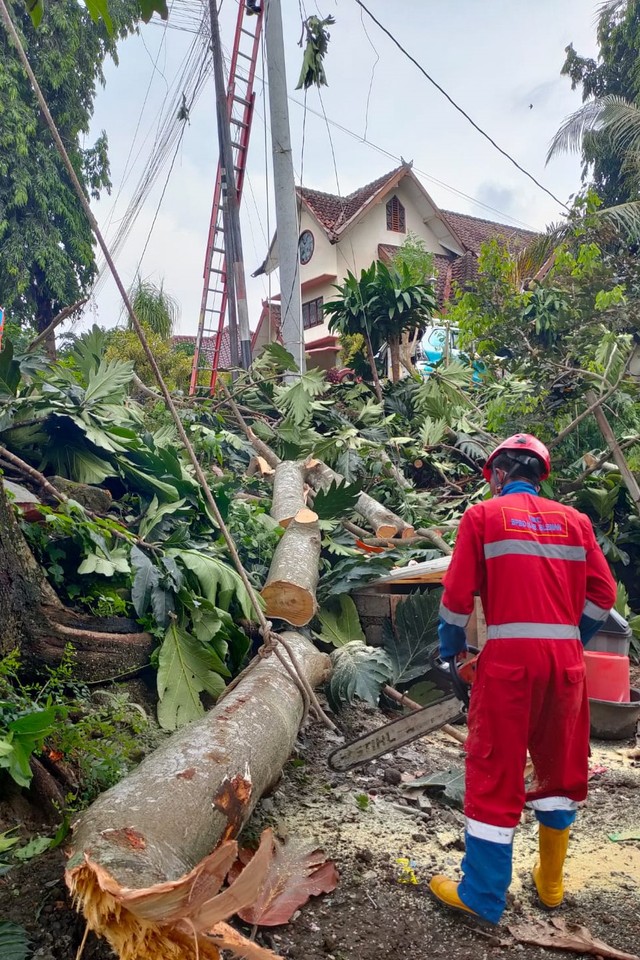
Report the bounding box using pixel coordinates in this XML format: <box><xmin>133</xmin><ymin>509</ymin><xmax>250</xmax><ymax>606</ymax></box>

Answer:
<box><xmin>252</xmin><ymin>162</ymin><xmax>536</xmax><ymax>369</ymax></box>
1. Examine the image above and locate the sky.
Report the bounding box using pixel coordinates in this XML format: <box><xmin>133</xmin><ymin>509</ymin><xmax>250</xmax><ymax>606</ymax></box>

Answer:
<box><xmin>84</xmin><ymin>0</ymin><xmax>602</xmax><ymax>338</ymax></box>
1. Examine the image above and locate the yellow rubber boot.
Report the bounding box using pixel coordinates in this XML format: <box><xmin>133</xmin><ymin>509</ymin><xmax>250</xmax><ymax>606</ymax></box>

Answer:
<box><xmin>429</xmin><ymin>876</ymin><xmax>478</xmax><ymax>916</ymax></box>
<box><xmin>532</xmin><ymin>825</ymin><xmax>570</xmax><ymax>908</ymax></box>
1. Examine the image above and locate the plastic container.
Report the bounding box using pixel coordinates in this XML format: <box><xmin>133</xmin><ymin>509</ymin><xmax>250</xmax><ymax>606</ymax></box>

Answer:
<box><xmin>584</xmin><ymin>650</ymin><xmax>630</xmax><ymax>703</ymax></box>
<box><xmin>585</xmin><ymin>609</ymin><xmax>631</xmax><ymax>657</ymax></box>
<box><xmin>590</xmin><ymin>688</ymin><xmax>640</xmax><ymax>740</ymax></box>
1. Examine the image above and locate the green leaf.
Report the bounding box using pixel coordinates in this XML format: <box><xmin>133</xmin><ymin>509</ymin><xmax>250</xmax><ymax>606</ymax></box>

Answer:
<box><xmin>130</xmin><ymin>546</ymin><xmax>157</xmax><ymax>617</ymax></box>
<box><xmin>0</xmin><ymin>341</ymin><xmax>22</xmax><ymax>396</ymax></box>
<box><xmin>138</xmin><ymin>497</ymin><xmax>187</xmax><ymax>540</ymax></box>
<box><xmin>24</xmin><ymin>0</ymin><xmax>43</xmax><ymax>27</ymax></box>
<box><xmin>312</xmin><ymin>478</ymin><xmax>361</xmax><ymax>520</ymax></box>
<box><xmin>327</xmin><ymin>640</ymin><xmax>393</xmax><ymax>709</ymax></box>
<box><xmin>150</xmin><ymin>582</ymin><xmax>175</xmax><ymax>629</ymax></box>
<box><xmin>138</xmin><ymin>0</ymin><xmax>169</xmax><ymax>22</ymax></box>
<box><xmin>0</xmin><ymin>707</ymin><xmax>56</xmax><ymax>788</ymax></box>
<box><xmin>261</xmin><ymin>342</ymin><xmax>299</xmax><ymax>372</ymax></box>
<box><xmin>179</xmin><ymin>551</ymin><xmax>256</xmax><ymax>619</ymax></box>
<box><xmin>156</xmin><ymin>623</ymin><xmax>226</xmax><ymax>731</ymax></box>
<box><xmin>315</xmin><ymin>595</ymin><xmax>365</xmax><ymax>647</ymax></box>
<box><xmin>0</xmin><ymin>829</ymin><xmax>20</xmax><ymax>854</ymax></box>
<box><xmin>14</xmin><ymin>836</ymin><xmax>55</xmax><ymax>861</ymax></box>
<box><xmin>276</xmin><ymin>368</ymin><xmax>326</xmax><ymax>424</ymax></box>
<box><xmin>382</xmin><ymin>589</ymin><xmax>442</xmax><ymax>684</ymax></box>
<box><xmin>404</xmin><ymin>680</ymin><xmax>446</xmax><ymax>707</ymax></box>
<box><xmin>419</xmin><ymin>416</ymin><xmax>447</xmax><ymax>448</ymax></box>
<box><xmin>402</xmin><ymin>767</ymin><xmax>465</xmax><ymax>807</ymax></box>
<box><xmin>317</xmin><ymin>554</ymin><xmax>395</xmax><ymax>602</ymax></box>
<box><xmin>0</xmin><ymin>921</ymin><xmax>30</xmax><ymax>960</ymax></box>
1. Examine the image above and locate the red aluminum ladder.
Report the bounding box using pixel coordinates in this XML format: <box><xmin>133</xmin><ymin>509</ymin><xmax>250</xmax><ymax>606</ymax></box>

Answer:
<box><xmin>189</xmin><ymin>2</ymin><xmax>263</xmax><ymax>395</ymax></box>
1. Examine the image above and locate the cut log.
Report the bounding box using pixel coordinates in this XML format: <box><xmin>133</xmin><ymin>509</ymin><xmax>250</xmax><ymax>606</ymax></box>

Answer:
<box><xmin>0</xmin><ymin>478</ymin><xmax>153</xmax><ymax>680</ymax></box>
<box><xmin>223</xmin><ymin>395</ymin><xmax>414</xmax><ymax>540</ymax></box>
<box><xmin>271</xmin><ymin>461</ymin><xmax>318</xmax><ymax>528</ymax></box>
<box><xmin>304</xmin><ymin>459</ymin><xmax>415</xmax><ymax>540</ymax></box>
<box><xmin>65</xmin><ymin>633</ymin><xmax>330</xmax><ymax>959</ymax></box>
<box><xmin>261</xmin><ymin>520</ymin><xmax>321</xmax><ymax>626</ymax></box>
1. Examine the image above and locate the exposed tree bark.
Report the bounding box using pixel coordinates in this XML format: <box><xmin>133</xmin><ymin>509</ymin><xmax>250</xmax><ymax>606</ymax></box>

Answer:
<box><xmin>271</xmin><ymin>461</ymin><xmax>318</xmax><ymax>527</ymax></box>
<box><xmin>304</xmin><ymin>459</ymin><xmax>415</xmax><ymax>540</ymax></box>
<box><xmin>586</xmin><ymin>389</ymin><xmax>640</xmax><ymax>515</ymax></box>
<box><xmin>65</xmin><ymin>634</ymin><xmax>331</xmax><ymax>959</ymax></box>
<box><xmin>261</xmin><ymin>520</ymin><xmax>321</xmax><ymax>626</ymax></box>
<box><xmin>27</xmin><ymin>298</ymin><xmax>87</xmax><ymax>353</ymax></box>
<box><xmin>0</xmin><ymin>479</ymin><xmax>153</xmax><ymax>679</ymax></box>
<box><xmin>388</xmin><ymin>333</ymin><xmax>401</xmax><ymax>383</ymax></box>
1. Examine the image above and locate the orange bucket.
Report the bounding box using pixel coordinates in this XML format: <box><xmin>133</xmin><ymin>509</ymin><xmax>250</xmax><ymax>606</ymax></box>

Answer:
<box><xmin>584</xmin><ymin>651</ymin><xmax>630</xmax><ymax>703</ymax></box>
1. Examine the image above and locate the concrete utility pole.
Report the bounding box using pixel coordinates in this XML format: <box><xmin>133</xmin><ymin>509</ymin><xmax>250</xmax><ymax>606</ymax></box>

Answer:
<box><xmin>264</xmin><ymin>0</ymin><xmax>306</xmax><ymax>373</ymax></box>
<box><xmin>208</xmin><ymin>0</ymin><xmax>252</xmax><ymax>370</ymax></box>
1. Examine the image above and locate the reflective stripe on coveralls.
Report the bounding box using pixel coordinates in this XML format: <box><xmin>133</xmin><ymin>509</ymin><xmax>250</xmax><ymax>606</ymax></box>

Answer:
<box><xmin>486</xmin><ymin>623</ymin><xmax>580</xmax><ymax>640</ymax></box>
<box><xmin>484</xmin><ymin>540</ymin><xmax>586</xmax><ymax>561</ymax></box>
<box><xmin>439</xmin><ymin>603</ymin><xmax>470</xmax><ymax>628</ymax></box>
<box><xmin>582</xmin><ymin>599</ymin><xmax>610</xmax><ymax>621</ymax></box>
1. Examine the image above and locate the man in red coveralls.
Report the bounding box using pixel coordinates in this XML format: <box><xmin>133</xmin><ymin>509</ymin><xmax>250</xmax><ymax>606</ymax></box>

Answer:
<box><xmin>429</xmin><ymin>434</ymin><xmax>616</xmax><ymax>924</ymax></box>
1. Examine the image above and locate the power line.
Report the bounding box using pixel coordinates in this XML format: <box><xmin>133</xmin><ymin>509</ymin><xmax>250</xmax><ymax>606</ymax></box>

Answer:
<box><xmin>352</xmin><ymin>0</ymin><xmax>569</xmax><ymax>211</ymax></box>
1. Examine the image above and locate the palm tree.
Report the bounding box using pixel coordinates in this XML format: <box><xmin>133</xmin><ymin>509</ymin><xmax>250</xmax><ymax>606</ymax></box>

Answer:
<box><xmin>325</xmin><ymin>261</ymin><xmax>435</xmax><ymax>393</ymax></box>
<box><xmin>126</xmin><ymin>279</ymin><xmax>180</xmax><ymax>341</ymax></box>
<box><xmin>547</xmin><ymin>95</ymin><xmax>640</xmax><ymax>238</ymax></box>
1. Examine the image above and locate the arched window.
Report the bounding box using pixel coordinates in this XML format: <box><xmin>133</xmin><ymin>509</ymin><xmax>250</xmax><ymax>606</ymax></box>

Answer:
<box><xmin>386</xmin><ymin>195</ymin><xmax>406</xmax><ymax>233</ymax></box>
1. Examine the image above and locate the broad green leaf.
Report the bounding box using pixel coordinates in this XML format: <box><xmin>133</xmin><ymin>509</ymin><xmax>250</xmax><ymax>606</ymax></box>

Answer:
<box><xmin>0</xmin><ymin>341</ymin><xmax>21</xmax><ymax>396</ymax></box>
<box><xmin>150</xmin><ymin>582</ymin><xmax>175</xmax><ymax>628</ymax></box>
<box><xmin>312</xmin><ymin>479</ymin><xmax>361</xmax><ymax>520</ymax></box>
<box><xmin>179</xmin><ymin>551</ymin><xmax>256</xmax><ymax>619</ymax></box>
<box><xmin>0</xmin><ymin>921</ymin><xmax>30</xmax><ymax>960</ymax></box>
<box><xmin>130</xmin><ymin>546</ymin><xmax>158</xmax><ymax>617</ymax></box>
<box><xmin>138</xmin><ymin>497</ymin><xmax>187</xmax><ymax>540</ymax></box>
<box><xmin>83</xmin><ymin>358</ymin><xmax>134</xmax><ymax>406</ymax></box>
<box><xmin>315</xmin><ymin>595</ymin><xmax>365</xmax><ymax>647</ymax></box>
<box><xmin>383</xmin><ymin>589</ymin><xmax>442</xmax><ymax>684</ymax></box>
<box><xmin>419</xmin><ymin>416</ymin><xmax>447</xmax><ymax>448</ymax></box>
<box><xmin>121</xmin><ymin>463</ymin><xmax>180</xmax><ymax>502</ymax></box>
<box><xmin>276</xmin><ymin>368</ymin><xmax>327</xmax><ymax>425</ymax></box>
<box><xmin>156</xmin><ymin>623</ymin><xmax>227</xmax><ymax>731</ymax></box>
<box><xmin>14</xmin><ymin>836</ymin><xmax>55</xmax><ymax>861</ymax></box>
<box><xmin>326</xmin><ymin>640</ymin><xmax>393</xmax><ymax>709</ymax></box>
<box><xmin>261</xmin><ymin>342</ymin><xmax>299</xmax><ymax>372</ymax></box>
<box><xmin>0</xmin><ymin>707</ymin><xmax>56</xmax><ymax>787</ymax></box>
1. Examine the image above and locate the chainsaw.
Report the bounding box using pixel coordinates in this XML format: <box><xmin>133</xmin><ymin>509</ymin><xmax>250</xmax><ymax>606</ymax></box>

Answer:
<box><xmin>328</xmin><ymin>647</ymin><xmax>479</xmax><ymax>772</ymax></box>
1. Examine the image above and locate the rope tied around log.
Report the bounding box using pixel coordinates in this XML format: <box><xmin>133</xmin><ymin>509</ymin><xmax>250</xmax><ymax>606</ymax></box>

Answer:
<box><xmin>0</xmin><ymin>0</ymin><xmax>337</xmax><ymax>733</ymax></box>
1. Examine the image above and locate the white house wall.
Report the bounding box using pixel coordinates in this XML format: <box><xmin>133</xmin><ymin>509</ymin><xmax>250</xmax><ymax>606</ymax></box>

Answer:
<box><xmin>302</xmin><ymin>181</ymin><xmax>449</xmax><ymax>345</ymax></box>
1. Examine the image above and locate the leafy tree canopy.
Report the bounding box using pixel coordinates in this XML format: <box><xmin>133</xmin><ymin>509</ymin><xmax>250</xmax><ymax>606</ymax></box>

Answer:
<box><xmin>560</xmin><ymin>0</ymin><xmax>640</xmax><ymax>204</ymax></box>
<box><xmin>0</xmin><ymin>0</ymin><xmax>139</xmax><ymax>336</ymax></box>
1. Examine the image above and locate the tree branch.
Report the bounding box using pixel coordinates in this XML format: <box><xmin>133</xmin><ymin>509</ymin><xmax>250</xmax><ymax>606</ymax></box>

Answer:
<box><xmin>27</xmin><ymin>298</ymin><xmax>88</xmax><ymax>353</ymax></box>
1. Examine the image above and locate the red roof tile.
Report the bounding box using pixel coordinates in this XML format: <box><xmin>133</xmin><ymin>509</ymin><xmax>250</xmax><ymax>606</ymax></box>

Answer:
<box><xmin>300</xmin><ymin>164</ymin><xmax>407</xmax><ymax>235</ymax></box>
<box><xmin>377</xmin><ymin>243</ymin><xmax>454</xmax><ymax>310</ymax></box>
<box><xmin>440</xmin><ymin>210</ymin><xmax>536</xmax><ymax>256</ymax></box>
<box><xmin>173</xmin><ymin>328</ymin><xmax>234</xmax><ymax>368</ymax></box>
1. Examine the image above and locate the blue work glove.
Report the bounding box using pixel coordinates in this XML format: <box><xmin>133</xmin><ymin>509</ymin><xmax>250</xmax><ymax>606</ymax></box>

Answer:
<box><xmin>579</xmin><ymin>613</ymin><xmax>602</xmax><ymax>648</ymax></box>
<box><xmin>438</xmin><ymin>617</ymin><xmax>468</xmax><ymax>660</ymax></box>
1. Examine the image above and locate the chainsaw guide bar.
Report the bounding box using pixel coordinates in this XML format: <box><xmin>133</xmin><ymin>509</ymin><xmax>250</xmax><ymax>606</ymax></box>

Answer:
<box><xmin>328</xmin><ymin>695</ymin><xmax>463</xmax><ymax>772</ymax></box>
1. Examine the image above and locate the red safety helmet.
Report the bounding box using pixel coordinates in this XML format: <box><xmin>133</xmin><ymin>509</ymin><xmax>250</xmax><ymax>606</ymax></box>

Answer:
<box><xmin>482</xmin><ymin>433</ymin><xmax>551</xmax><ymax>483</ymax></box>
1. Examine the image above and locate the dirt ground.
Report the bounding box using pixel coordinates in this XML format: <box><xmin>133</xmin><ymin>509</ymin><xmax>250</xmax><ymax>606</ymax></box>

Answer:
<box><xmin>1</xmin><ymin>700</ymin><xmax>639</xmax><ymax>960</ymax></box>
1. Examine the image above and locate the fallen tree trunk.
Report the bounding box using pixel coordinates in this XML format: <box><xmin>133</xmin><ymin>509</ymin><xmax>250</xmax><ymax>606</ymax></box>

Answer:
<box><xmin>271</xmin><ymin>461</ymin><xmax>318</xmax><ymax>528</ymax></box>
<box><xmin>66</xmin><ymin>633</ymin><xmax>330</xmax><ymax>958</ymax></box>
<box><xmin>261</xmin><ymin>520</ymin><xmax>321</xmax><ymax>626</ymax></box>
<box><xmin>305</xmin><ymin>459</ymin><xmax>415</xmax><ymax>539</ymax></box>
<box><xmin>0</xmin><ymin>478</ymin><xmax>153</xmax><ymax>680</ymax></box>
